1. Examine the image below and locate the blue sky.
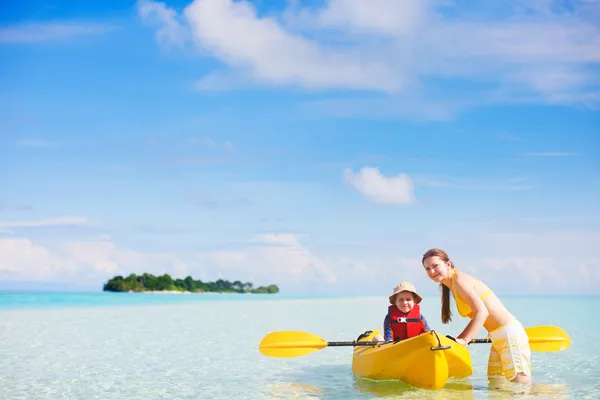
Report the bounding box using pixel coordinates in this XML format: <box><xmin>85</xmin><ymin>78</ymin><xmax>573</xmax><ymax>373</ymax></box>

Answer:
<box><xmin>1</xmin><ymin>0</ymin><xmax>599</xmax><ymax>295</ymax></box>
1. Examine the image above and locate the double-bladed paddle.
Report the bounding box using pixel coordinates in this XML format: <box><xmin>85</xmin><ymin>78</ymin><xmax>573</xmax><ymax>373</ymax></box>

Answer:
<box><xmin>258</xmin><ymin>325</ymin><xmax>570</xmax><ymax>358</ymax></box>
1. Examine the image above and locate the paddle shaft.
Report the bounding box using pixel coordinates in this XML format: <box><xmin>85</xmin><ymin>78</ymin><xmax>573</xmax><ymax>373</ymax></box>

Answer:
<box><xmin>327</xmin><ymin>339</ymin><xmax>492</xmax><ymax>346</ymax></box>
<box><xmin>446</xmin><ymin>334</ymin><xmax>490</xmax><ymax>345</ymax></box>
<box><xmin>331</xmin><ymin>338</ymin><xmax>552</xmax><ymax>346</ymax></box>
<box><xmin>469</xmin><ymin>339</ymin><xmax>491</xmax><ymax>344</ymax></box>
<box><xmin>327</xmin><ymin>340</ymin><xmax>394</xmax><ymax>347</ymax></box>
<box><xmin>446</xmin><ymin>335</ymin><xmax>490</xmax><ymax>344</ymax></box>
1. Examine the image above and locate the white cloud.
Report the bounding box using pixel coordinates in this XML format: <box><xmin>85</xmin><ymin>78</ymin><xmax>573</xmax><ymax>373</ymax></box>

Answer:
<box><xmin>285</xmin><ymin>0</ymin><xmax>427</xmax><ymax>37</ymax></box>
<box><xmin>249</xmin><ymin>233</ymin><xmax>302</xmax><ymax>247</ymax></box>
<box><xmin>578</xmin><ymin>259</ymin><xmax>600</xmax><ymax>285</ymax></box>
<box><xmin>509</xmin><ymin>66</ymin><xmax>593</xmax><ymax>95</ymax></box>
<box><xmin>186</xmin><ymin>0</ymin><xmax>401</xmax><ymax>91</ymax></box>
<box><xmin>480</xmin><ymin>229</ymin><xmax>600</xmax><ymax>257</ymax></box>
<box><xmin>343</xmin><ymin>166</ymin><xmax>415</xmax><ymax>205</ymax></box>
<box><xmin>139</xmin><ymin>0</ymin><xmax>403</xmax><ymax>91</ymax></box>
<box><xmin>63</xmin><ymin>241</ymin><xmax>123</xmax><ymax>276</ymax></box>
<box><xmin>137</xmin><ymin>0</ymin><xmax>189</xmax><ymax>49</ymax></box>
<box><xmin>208</xmin><ymin>233</ymin><xmax>338</xmax><ymax>284</ymax></box>
<box><xmin>137</xmin><ymin>0</ymin><xmax>600</xmax><ymax>113</ymax></box>
<box><xmin>0</xmin><ymin>217</ymin><xmax>89</xmax><ymax>228</ymax></box>
<box><xmin>473</xmin><ymin>256</ymin><xmax>600</xmax><ymax>294</ymax></box>
<box><xmin>0</xmin><ymin>233</ymin><xmax>338</xmax><ymax>288</ymax></box>
<box><xmin>0</xmin><ymin>238</ymin><xmax>70</xmax><ymax>278</ymax></box>
<box><xmin>2</xmin><ymin>228</ymin><xmax>600</xmax><ymax>294</ymax></box>
<box><xmin>0</xmin><ymin>238</ymin><xmax>187</xmax><ymax>282</ymax></box>
<box><xmin>0</xmin><ymin>22</ymin><xmax>115</xmax><ymax>43</ymax></box>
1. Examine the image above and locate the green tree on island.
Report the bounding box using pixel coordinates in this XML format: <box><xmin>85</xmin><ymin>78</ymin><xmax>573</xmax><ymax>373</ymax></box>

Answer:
<box><xmin>102</xmin><ymin>273</ymin><xmax>279</xmax><ymax>294</ymax></box>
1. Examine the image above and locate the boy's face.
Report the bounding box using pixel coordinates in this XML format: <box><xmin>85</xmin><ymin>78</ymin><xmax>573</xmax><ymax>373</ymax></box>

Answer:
<box><xmin>394</xmin><ymin>291</ymin><xmax>415</xmax><ymax>313</ymax></box>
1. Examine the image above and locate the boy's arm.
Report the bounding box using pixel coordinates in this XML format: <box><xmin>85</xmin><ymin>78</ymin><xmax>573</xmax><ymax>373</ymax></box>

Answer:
<box><xmin>421</xmin><ymin>314</ymin><xmax>431</xmax><ymax>332</ymax></box>
<box><xmin>384</xmin><ymin>314</ymin><xmax>392</xmax><ymax>341</ymax></box>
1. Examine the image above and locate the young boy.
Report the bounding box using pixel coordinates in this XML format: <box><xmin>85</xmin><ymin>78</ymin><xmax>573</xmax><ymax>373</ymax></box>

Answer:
<box><xmin>374</xmin><ymin>281</ymin><xmax>431</xmax><ymax>342</ymax></box>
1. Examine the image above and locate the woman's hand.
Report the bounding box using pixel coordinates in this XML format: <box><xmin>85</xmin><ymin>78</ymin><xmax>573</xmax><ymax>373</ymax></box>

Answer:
<box><xmin>456</xmin><ymin>338</ymin><xmax>469</xmax><ymax>347</ymax></box>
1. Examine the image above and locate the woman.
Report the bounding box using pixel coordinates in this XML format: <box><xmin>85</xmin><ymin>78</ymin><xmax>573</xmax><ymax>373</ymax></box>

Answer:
<box><xmin>421</xmin><ymin>248</ymin><xmax>531</xmax><ymax>384</ymax></box>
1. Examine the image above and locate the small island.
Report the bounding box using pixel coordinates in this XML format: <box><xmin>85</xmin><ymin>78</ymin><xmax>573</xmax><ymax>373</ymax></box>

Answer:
<box><xmin>103</xmin><ymin>273</ymin><xmax>279</xmax><ymax>294</ymax></box>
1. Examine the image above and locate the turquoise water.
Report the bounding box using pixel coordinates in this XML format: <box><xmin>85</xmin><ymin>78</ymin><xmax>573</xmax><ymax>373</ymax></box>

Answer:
<box><xmin>1</xmin><ymin>293</ymin><xmax>598</xmax><ymax>399</ymax></box>
<box><xmin>0</xmin><ymin>291</ymin><xmax>338</xmax><ymax>309</ymax></box>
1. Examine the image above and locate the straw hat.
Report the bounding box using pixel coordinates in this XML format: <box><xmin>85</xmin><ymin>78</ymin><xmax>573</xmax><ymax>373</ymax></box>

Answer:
<box><xmin>389</xmin><ymin>281</ymin><xmax>423</xmax><ymax>304</ymax></box>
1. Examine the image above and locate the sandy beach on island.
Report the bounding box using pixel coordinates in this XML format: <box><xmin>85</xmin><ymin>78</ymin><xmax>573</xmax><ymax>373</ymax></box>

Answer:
<box><xmin>130</xmin><ymin>290</ymin><xmax>253</xmax><ymax>295</ymax></box>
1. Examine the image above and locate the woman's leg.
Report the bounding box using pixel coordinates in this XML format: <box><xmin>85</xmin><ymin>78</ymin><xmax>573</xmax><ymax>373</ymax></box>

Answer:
<box><xmin>489</xmin><ymin>320</ymin><xmax>532</xmax><ymax>385</ymax></box>
<box><xmin>511</xmin><ymin>372</ymin><xmax>531</xmax><ymax>385</ymax></box>
<box><xmin>488</xmin><ymin>345</ymin><xmax>504</xmax><ymax>380</ymax></box>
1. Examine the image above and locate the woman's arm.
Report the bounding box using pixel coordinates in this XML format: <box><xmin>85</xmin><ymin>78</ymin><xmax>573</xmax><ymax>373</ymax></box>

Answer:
<box><xmin>454</xmin><ymin>273</ymin><xmax>489</xmax><ymax>344</ymax></box>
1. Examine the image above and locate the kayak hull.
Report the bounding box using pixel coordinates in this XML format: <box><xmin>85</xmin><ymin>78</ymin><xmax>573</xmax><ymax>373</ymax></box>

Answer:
<box><xmin>351</xmin><ymin>330</ymin><xmax>473</xmax><ymax>391</ymax></box>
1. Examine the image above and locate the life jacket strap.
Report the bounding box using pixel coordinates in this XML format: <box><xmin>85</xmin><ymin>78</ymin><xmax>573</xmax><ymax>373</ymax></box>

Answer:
<box><xmin>391</xmin><ymin>317</ymin><xmax>422</xmax><ymax>324</ymax></box>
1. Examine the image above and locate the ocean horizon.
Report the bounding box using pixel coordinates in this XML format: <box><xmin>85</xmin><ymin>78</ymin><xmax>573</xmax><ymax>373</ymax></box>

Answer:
<box><xmin>0</xmin><ymin>290</ymin><xmax>350</xmax><ymax>310</ymax></box>
<box><xmin>2</xmin><ymin>290</ymin><xmax>599</xmax><ymax>310</ymax></box>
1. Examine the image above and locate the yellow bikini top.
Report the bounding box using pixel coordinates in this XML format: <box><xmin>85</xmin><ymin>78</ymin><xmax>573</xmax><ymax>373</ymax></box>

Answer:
<box><xmin>450</xmin><ymin>269</ymin><xmax>493</xmax><ymax>318</ymax></box>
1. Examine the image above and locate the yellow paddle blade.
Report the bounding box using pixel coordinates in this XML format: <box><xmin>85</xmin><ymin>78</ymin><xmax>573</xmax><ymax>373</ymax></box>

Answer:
<box><xmin>525</xmin><ymin>326</ymin><xmax>571</xmax><ymax>352</ymax></box>
<box><xmin>259</xmin><ymin>331</ymin><xmax>328</xmax><ymax>358</ymax></box>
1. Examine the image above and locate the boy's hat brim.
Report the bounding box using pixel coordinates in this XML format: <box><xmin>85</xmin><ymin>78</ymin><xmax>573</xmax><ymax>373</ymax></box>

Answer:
<box><xmin>389</xmin><ymin>281</ymin><xmax>423</xmax><ymax>304</ymax></box>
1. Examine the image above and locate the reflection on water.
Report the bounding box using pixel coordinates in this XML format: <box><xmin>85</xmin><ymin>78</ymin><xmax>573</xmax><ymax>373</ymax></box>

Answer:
<box><xmin>265</xmin><ymin>363</ymin><xmax>357</xmax><ymax>399</ymax></box>
<box><xmin>267</xmin><ymin>382</ymin><xmax>322</xmax><ymax>399</ymax></box>
<box><xmin>486</xmin><ymin>379</ymin><xmax>571</xmax><ymax>399</ymax></box>
<box><xmin>265</xmin><ymin>369</ymin><xmax>572</xmax><ymax>400</ymax></box>
<box><xmin>263</xmin><ymin>355</ymin><xmax>572</xmax><ymax>399</ymax></box>
<box><xmin>486</xmin><ymin>377</ymin><xmax>533</xmax><ymax>398</ymax></box>
<box><xmin>354</xmin><ymin>377</ymin><xmax>475</xmax><ymax>399</ymax></box>
<box><xmin>528</xmin><ymin>383</ymin><xmax>572</xmax><ymax>399</ymax></box>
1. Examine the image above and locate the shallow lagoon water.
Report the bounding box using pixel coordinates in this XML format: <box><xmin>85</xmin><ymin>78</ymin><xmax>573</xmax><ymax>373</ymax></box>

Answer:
<box><xmin>1</xmin><ymin>294</ymin><xmax>598</xmax><ymax>399</ymax></box>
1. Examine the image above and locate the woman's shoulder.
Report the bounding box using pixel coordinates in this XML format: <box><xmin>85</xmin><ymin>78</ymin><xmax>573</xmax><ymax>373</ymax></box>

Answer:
<box><xmin>455</xmin><ymin>269</ymin><xmax>490</xmax><ymax>293</ymax></box>
<box><xmin>454</xmin><ymin>270</ymin><xmax>480</xmax><ymax>287</ymax></box>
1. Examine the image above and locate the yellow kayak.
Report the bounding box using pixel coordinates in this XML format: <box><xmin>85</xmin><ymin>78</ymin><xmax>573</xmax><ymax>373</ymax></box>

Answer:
<box><xmin>352</xmin><ymin>330</ymin><xmax>473</xmax><ymax>390</ymax></box>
